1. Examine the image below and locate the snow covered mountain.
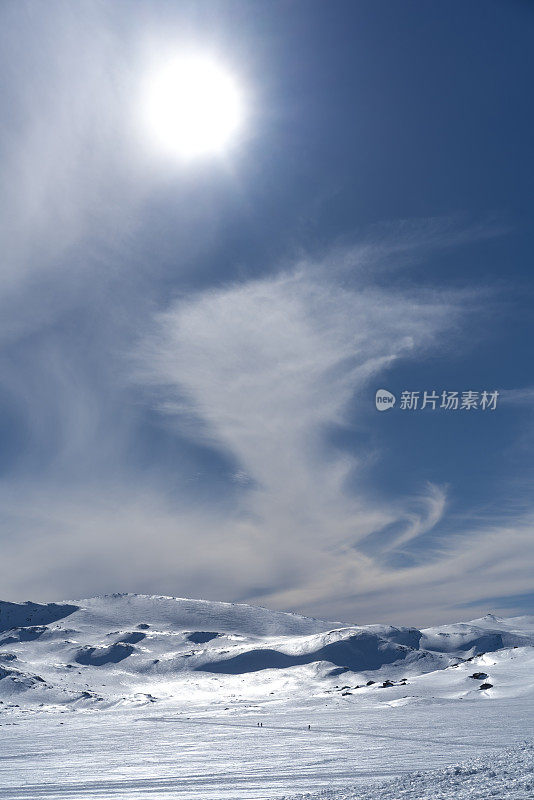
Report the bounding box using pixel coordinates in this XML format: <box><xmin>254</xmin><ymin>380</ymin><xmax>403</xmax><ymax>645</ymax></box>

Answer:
<box><xmin>1</xmin><ymin>594</ymin><xmax>533</xmax><ymax>799</ymax></box>
<box><xmin>1</xmin><ymin>593</ymin><xmax>533</xmax><ymax>710</ymax></box>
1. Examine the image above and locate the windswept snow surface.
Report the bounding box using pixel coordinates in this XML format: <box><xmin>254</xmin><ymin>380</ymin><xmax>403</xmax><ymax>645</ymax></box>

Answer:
<box><xmin>282</xmin><ymin>743</ymin><xmax>534</xmax><ymax>800</ymax></box>
<box><xmin>0</xmin><ymin>594</ymin><xmax>533</xmax><ymax>799</ymax></box>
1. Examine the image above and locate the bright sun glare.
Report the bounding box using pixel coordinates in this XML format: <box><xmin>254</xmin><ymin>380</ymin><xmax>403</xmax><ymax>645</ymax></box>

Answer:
<box><xmin>144</xmin><ymin>54</ymin><xmax>244</xmax><ymax>160</ymax></box>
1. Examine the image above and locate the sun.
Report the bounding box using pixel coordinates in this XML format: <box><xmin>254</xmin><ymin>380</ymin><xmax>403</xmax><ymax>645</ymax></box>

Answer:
<box><xmin>144</xmin><ymin>54</ymin><xmax>244</xmax><ymax>160</ymax></box>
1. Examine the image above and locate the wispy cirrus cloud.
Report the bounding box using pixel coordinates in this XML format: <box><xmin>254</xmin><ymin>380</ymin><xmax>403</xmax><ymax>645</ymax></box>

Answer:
<box><xmin>140</xmin><ymin>265</ymin><xmax>458</xmax><ymax>523</ymax></box>
<box><xmin>499</xmin><ymin>387</ymin><xmax>534</xmax><ymax>406</ymax></box>
<box><xmin>134</xmin><ymin>253</ymin><xmax>516</xmax><ymax>624</ymax></box>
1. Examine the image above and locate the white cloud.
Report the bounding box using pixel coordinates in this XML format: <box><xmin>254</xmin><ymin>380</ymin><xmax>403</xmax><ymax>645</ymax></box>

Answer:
<box><xmin>499</xmin><ymin>387</ymin><xmax>534</xmax><ymax>406</ymax></box>
<box><xmin>384</xmin><ymin>483</ymin><xmax>448</xmax><ymax>552</ymax></box>
<box><xmin>134</xmin><ymin>258</ymin><xmax>505</xmax><ymax>624</ymax></box>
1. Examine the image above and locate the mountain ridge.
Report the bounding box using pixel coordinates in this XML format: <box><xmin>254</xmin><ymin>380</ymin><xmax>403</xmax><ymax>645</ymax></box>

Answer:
<box><xmin>1</xmin><ymin>593</ymin><xmax>533</xmax><ymax>713</ymax></box>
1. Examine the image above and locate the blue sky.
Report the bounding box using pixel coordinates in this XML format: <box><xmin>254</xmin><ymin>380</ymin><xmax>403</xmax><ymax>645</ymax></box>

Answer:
<box><xmin>0</xmin><ymin>0</ymin><xmax>533</xmax><ymax>626</ymax></box>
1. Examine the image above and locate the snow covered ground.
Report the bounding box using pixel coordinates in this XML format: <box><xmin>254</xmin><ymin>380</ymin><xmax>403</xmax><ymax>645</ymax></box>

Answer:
<box><xmin>283</xmin><ymin>744</ymin><xmax>534</xmax><ymax>800</ymax></box>
<box><xmin>0</xmin><ymin>594</ymin><xmax>533</xmax><ymax>798</ymax></box>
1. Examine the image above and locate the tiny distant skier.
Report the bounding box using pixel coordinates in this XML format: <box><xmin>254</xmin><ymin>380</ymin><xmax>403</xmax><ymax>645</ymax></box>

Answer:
<box><xmin>308</xmin><ymin>724</ymin><xmax>311</xmax><ymax>730</ymax></box>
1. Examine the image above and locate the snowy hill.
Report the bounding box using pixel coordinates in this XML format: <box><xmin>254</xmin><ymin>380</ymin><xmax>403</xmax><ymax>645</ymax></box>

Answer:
<box><xmin>1</xmin><ymin>594</ymin><xmax>533</xmax><ymax>799</ymax></box>
<box><xmin>1</xmin><ymin>593</ymin><xmax>533</xmax><ymax>710</ymax></box>
<box><xmin>420</xmin><ymin>613</ymin><xmax>534</xmax><ymax>654</ymax></box>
